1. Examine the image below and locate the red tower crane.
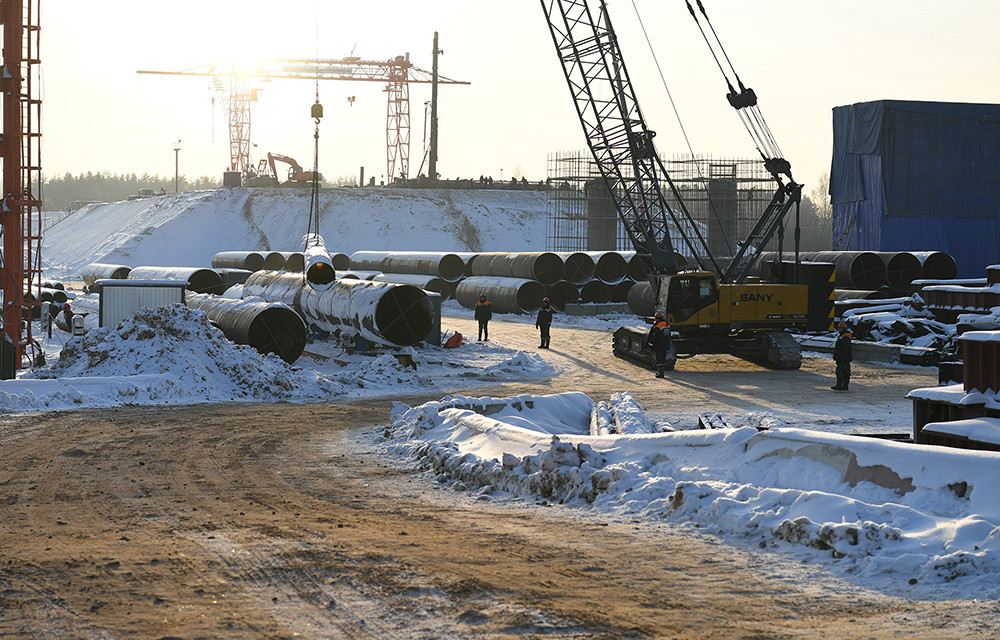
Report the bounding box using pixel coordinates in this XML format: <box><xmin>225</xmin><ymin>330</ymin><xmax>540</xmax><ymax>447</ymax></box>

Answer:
<box><xmin>138</xmin><ymin>54</ymin><xmax>469</xmax><ymax>184</ymax></box>
<box><xmin>0</xmin><ymin>0</ymin><xmax>43</xmax><ymax>374</ymax></box>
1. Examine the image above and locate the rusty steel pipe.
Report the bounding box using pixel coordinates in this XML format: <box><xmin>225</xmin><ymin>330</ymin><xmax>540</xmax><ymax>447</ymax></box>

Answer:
<box><xmin>81</xmin><ymin>263</ymin><xmax>132</xmax><ymax>287</ymax></box>
<box><xmin>127</xmin><ymin>266</ymin><xmax>224</xmax><ymax>294</ymax></box>
<box><xmin>186</xmin><ymin>292</ymin><xmax>307</xmax><ymax>364</ymax></box>
<box><xmin>212</xmin><ymin>251</ymin><xmax>265</xmax><ymax>272</ymax></box>
<box><xmin>456</xmin><ymin>276</ymin><xmax>547</xmax><ymax>314</ymax></box>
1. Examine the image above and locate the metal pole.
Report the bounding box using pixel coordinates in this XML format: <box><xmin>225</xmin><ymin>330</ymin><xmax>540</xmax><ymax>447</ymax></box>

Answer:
<box><xmin>428</xmin><ymin>32</ymin><xmax>440</xmax><ymax>180</ymax></box>
<box><xmin>1</xmin><ymin>0</ymin><xmax>24</xmax><ymax>366</ymax></box>
<box><xmin>173</xmin><ymin>139</ymin><xmax>181</xmax><ymax>192</ymax></box>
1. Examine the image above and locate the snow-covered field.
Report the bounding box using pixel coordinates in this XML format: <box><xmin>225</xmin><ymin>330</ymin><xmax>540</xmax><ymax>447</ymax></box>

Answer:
<box><xmin>13</xmin><ymin>188</ymin><xmax>1000</xmax><ymax>605</ymax></box>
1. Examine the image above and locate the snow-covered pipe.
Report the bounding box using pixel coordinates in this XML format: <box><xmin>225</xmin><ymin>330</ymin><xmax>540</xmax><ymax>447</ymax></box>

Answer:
<box><xmin>302</xmin><ymin>234</ymin><xmax>336</xmax><ymax>291</ymax></box>
<box><xmin>212</xmin><ymin>251</ymin><xmax>264</xmax><ymax>272</ymax></box>
<box><xmin>553</xmin><ymin>252</ymin><xmax>596</xmax><ymax>285</ymax></box>
<box><xmin>81</xmin><ymin>263</ymin><xmax>131</xmax><ymax>287</ymax></box>
<box><xmin>185</xmin><ymin>292</ymin><xmax>307</xmax><ymax>364</ymax></box>
<box><xmin>911</xmin><ymin>251</ymin><xmax>958</xmax><ymax>280</ymax></box>
<box><xmin>455</xmin><ymin>276</ymin><xmax>547</xmax><ymax>314</ymax></box>
<box><xmin>244</xmin><ymin>270</ymin><xmax>432</xmax><ymax>347</ymax></box>
<box><xmin>127</xmin><ymin>266</ymin><xmax>224</xmax><ymax>294</ymax></box>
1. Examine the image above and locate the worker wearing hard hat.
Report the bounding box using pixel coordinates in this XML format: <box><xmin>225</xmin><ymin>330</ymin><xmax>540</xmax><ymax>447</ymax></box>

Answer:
<box><xmin>831</xmin><ymin>321</ymin><xmax>853</xmax><ymax>391</ymax></box>
<box><xmin>535</xmin><ymin>298</ymin><xmax>554</xmax><ymax>349</ymax></box>
<box><xmin>646</xmin><ymin>311</ymin><xmax>672</xmax><ymax>378</ymax></box>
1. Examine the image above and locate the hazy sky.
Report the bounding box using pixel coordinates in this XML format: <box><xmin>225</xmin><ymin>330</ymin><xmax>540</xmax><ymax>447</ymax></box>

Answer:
<box><xmin>42</xmin><ymin>1</ymin><xmax>1000</xmax><ymax>195</ymax></box>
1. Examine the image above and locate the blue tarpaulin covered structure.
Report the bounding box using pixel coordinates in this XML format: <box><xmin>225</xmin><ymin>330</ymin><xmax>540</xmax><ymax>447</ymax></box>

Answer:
<box><xmin>830</xmin><ymin>100</ymin><xmax>1000</xmax><ymax>277</ymax></box>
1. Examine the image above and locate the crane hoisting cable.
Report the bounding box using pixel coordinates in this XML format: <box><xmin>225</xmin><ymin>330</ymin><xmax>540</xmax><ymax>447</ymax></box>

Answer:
<box><xmin>302</xmin><ymin>90</ymin><xmax>336</xmax><ymax>291</ymax></box>
<box><xmin>683</xmin><ymin>0</ymin><xmax>792</xmax><ymax>184</ymax></box>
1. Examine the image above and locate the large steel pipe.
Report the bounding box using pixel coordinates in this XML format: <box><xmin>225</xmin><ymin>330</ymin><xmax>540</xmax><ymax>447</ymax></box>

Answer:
<box><xmin>580</xmin><ymin>279</ymin><xmax>612</xmax><ymax>303</ymax></box>
<box><xmin>554</xmin><ymin>252</ymin><xmax>596</xmax><ymax>285</ymax></box>
<box><xmin>759</xmin><ymin>251</ymin><xmax>886</xmax><ymax>290</ymax></box>
<box><xmin>373</xmin><ymin>273</ymin><xmax>455</xmax><ymax>298</ymax></box>
<box><xmin>349</xmin><ymin>251</ymin><xmax>466</xmax><ymax>282</ymax></box>
<box><xmin>911</xmin><ymin>251</ymin><xmax>958</xmax><ymax>280</ymax></box>
<box><xmin>545</xmin><ymin>281</ymin><xmax>580</xmax><ymax>309</ymax></box>
<box><xmin>185</xmin><ymin>292</ymin><xmax>307</xmax><ymax>364</ymax></box>
<box><xmin>128</xmin><ymin>266</ymin><xmax>224</xmax><ymax>294</ymax></box>
<box><xmin>279</xmin><ymin>252</ymin><xmax>305</xmax><ymax>273</ymax></box>
<box><xmin>619</xmin><ymin>251</ymin><xmax>687</xmax><ymax>282</ymax></box>
<box><xmin>244</xmin><ymin>271</ymin><xmax>432</xmax><ymax>347</ymax></box>
<box><xmin>81</xmin><ymin>263</ymin><xmax>131</xmax><ymax>287</ymax></box>
<box><xmin>300</xmin><ymin>280</ymin><xmax>432</xmax><ymax>346</ymax></box>
<box><xmin>331</xmin><ymin>253</ymin><xmax>351</xmax><ymax>270</ymax></box>
<box><xmin>586</xmin><ymin>251</ymin><xmax>628</xmax><ymax>283</ymax></box>
<box><xmin>456</xmin><ymin>276</ymin><xmax>547</xmax><ymax>314</ymax></box>
<box><xmin>627</xmin><ymin>280</ymin><xmax>655</xmax><ymax>317</ymax></box>
<box><xmin>338</xmin><ymin>270</ymin><xmax>381</xmax><ymax>281</ymax></box>
<box><xmin>242</xmin><ymin>270</ymin><xmax>305</xmax><ymax>311</ymax></box>
<box><xmin>610</xmin><ymin>280</ymin><xmax>634</xmax><ymax>303</ymax></box>
<box><xmin>215</xmin><ymin>268</ymin><xmax>253</xmax><ymax>292</ymax></box>
<box><xmin>470</xmin><ymin>252</ymin><xmax>564</xmax><ymax>285</ymax></box>
<box><xmin>303</xmin><ymin>234</ymin><xmax>336</xmax><ymax>291</ymax></box>
<box><xmin>875</xmin><ymin>252</ymin><xmax>922</xmax><ymax>292</ymax></box>
<box><xmin>212</xmin><ymin>251</ymin><xmax>264</xmax><ymax>272</ymax></box>
<box><xmin>263</xmin><ymin>252</ymin><xmax>286</xmax><ymax>271</ymax></box>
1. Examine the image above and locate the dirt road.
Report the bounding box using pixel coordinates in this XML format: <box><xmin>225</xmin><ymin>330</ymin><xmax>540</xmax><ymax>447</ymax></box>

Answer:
<box><xmin>0</xmin><ymin>317</ymin><xmax>990</xmax><ymax>639</ymax></box>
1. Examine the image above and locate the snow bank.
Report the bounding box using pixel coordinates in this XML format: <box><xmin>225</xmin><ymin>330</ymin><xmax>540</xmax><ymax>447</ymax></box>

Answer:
<box><xmin>386</xmin><ymin>391</ymin><xmax>1000</xmax><ymax>599</ymax></box>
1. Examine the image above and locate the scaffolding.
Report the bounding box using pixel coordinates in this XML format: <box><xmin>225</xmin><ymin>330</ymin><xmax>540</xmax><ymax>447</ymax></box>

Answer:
<box><xmin>546</xmin><ymin>151</ymin><xmax>786</xmax><ymax>260</ymax></box>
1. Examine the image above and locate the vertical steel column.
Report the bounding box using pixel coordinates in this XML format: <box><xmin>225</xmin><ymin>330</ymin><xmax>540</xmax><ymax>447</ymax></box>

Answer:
<box><xmin>428</xmin><ymin>32</ymin><xmax>440</xmax><ymax>180</ymax></box>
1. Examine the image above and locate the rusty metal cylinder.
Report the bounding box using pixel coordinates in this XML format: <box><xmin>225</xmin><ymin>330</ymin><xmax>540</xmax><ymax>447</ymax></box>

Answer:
<box><xmin>469</xmin><ymin>252</ymin><xmax>564</xmax><ymax>285</ymax></box>
<box><xmin>185</xmin><ymin>292</ymin><xmax>307</xmax><ymax>364</ymax></box>
<box><xmin>212</xmin><ymin>251</ymin><xmax>265</xmax><ymax>272</ymax></box>
<box><xmin>128</xmin><ymin>266</ymin><xmax>224</xmax><ymax>294</ymax></box>
<box><xmin>553</xmin><ymin>252</ymin><xmax>596</xmax><ymax>285</ymax></box>
<box><xmin>456</xmin><ymin>276</ymin><xmax>547</xmax><ymax>314</ymax></box>
<box><xmin>81</xmin><ymin>263</ymin><xmax>131</xmax><ymax>287</ymax></box>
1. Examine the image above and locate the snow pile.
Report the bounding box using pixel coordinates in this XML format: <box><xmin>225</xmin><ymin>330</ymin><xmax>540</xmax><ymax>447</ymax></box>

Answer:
<box><xmin>386</xmin><ymin>391</ymin><xmax>1000</xmax><ymax>599</ymax></box>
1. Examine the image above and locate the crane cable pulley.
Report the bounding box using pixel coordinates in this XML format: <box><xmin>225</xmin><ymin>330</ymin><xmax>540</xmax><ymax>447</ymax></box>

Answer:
<box><xmin>683</xmin><ymin>0</ymin><xmax>793</xmax><ymax>184</ymax></box>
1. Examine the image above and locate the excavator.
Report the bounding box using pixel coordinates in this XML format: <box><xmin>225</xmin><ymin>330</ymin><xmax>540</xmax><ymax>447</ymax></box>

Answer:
<box><xmin>541</xmin><ymin>0</ymin><xmax>808</xmax><ymax>370</ymax></box>
<box><xmin>246</xmin><ymin>153</ymin><xmax>323</xmax><ymax>187</ymax></box>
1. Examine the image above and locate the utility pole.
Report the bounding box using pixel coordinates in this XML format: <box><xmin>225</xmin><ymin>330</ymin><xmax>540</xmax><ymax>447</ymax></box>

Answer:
<box><xmin>428</xmin><ymin>32</ymin><xmax>441</xmax><ymax>181</ymax></box>
<box><xmin>173</xmin><ymin>140</ymin><xmax>181</xmax><ymax>192</ymax></box>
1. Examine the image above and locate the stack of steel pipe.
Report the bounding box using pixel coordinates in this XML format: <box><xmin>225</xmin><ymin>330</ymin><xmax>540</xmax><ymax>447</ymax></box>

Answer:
<box><xmin>553</xmin><ymin>252</ymin><xmax>596</xmax><ymax>285</ymax></box>
<box><xmin>81</xmin><ymin>263</ymin><xmax>132</xmax><ymax>287</ymax></box>
<box><xmin>243</xmin><ymin>270</ymin><xmax>432</xmax><ymax>347</ymax></box>
<box><xmin>456</xmin><ymin>276</ymin><xmax>547</xmax><ymax>314</ymax></box>
<box><xmin>373</xmin><ymin>273</ymin><xmax>455</xmax><ymax>298</ymax></box>
<box><xmin>212</xmin><ymin>251</ymin><xmax>265</xmax><ymax>272</ymax></box>
<box><xmin>128</xmin><ymin>266</ymin><xmax>225</xmax><ymax>294</ymax></box>
<box><xmin>469</xmin><ymin>252</ymin><xmax>564</xmax><ymax>285</ymax></box>
<box><xmin>759</xmin><ymin>251</ymin><xmax>886</xmax><ymax>290</ymax></box>
<box><xmin>38</xmin><ymin>287</ymin><xmax>69</xmax><ymax>304</ymax></box>
<box><xmin>185</xmin><ymin>292</ymin><xmax>307</xmax><ymax>364</ymax></box>
<box><xmin>215</xmin><ymin>268</ymin><xmax>254</xmax><ymax>291</ymax></box>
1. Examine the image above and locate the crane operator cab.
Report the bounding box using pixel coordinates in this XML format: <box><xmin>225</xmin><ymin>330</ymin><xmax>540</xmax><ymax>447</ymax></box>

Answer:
<box><xmin>654</xmin><ymin>272</ymin><xmax>720</xmax><ymax>327</ymax></box>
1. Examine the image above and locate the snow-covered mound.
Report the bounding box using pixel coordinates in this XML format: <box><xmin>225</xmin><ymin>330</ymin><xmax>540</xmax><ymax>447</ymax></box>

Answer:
<box><xmin>42</xmin><ymin>187</ymin><xmax>549</xmax><ymax>277</ymax></box>
<box><xmin>385</xmin><ymin>391</ymin><xmax>1000</xmax><ymax>600</ymax></box>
